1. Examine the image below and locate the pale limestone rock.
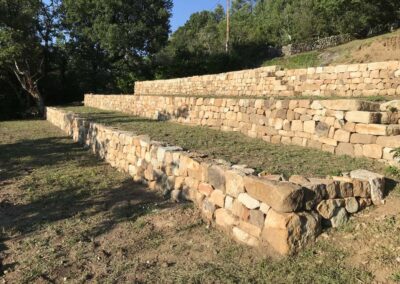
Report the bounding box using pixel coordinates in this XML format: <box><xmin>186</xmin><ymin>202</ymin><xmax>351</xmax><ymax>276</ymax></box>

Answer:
<box><xmin>380</xmin><ymin>100</ymin><xmax>400</xmax><ymax>111</ymax></box>
<box><xmin>209</xmin><ymin>189</ymin><xmax>225</xmax><ymax>208</ymax></box>
<box><xmin>215</xmin><ymin>208</ymin><xmax>238</xmax><ymax>230</ymax></box>
<box><xmin>260</xmin><ymin>203</ymin><xmax>271</xmax><ymax>215</ymax></box>
<box><xmin>345</xmin><ymin>111</ymin><xmax>381</xmax><ymax>124</ymax></box>
<box><xmin>243</xmin><ymin>177</ymin><xmax>304</xmax><ymax>213</ymax></box>
<box><xmin>232</xmin><ymin>227</ymin><xmax>259</xmax><ymax>247</ymax></box>
<box><xmin>238</xmin><ymin>193</ymin><xmax>260</xmax><ymax>210</ymax></box>
<box><xmin>330</xmin><ymin>207</ymin><xmax>348</xmax><ymax>228</ymax></box>
<box><xmin>262</xmin><ymin>210</ymin><xmax>321</xmax><ymax>255</ymax></box>
<box><xmin>345</xmin><ymin>197</ymin><xmax>359</xmax><ymax>214</ymax></box>
<box><xmin>362</xmin><ymin>144</ymin><xmax>383</xmax><ymax>159</ymax></box>
<box><xmin>225</xmin><ymin>170</ymin><xmax>245</xmax><ymax>198</ymax></box>
<box><xmin>376</xmin><ymin>136</ymin><xmax>400</xmax><ymax>148</ymax></box>
<box><xmin>350</xmin><ymin>169</ymin><xmax>385</xmax><ymax>205</ymax></box>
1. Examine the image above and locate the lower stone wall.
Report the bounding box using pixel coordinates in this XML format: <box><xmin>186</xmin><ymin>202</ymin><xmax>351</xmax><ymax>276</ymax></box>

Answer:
<box><xmin>46</xmin><ymin>107</ymin><xmax>386</xmax><ymax>255</ymax></box>
<box><xmin>84</xmin><ymin>94</ymin><xmax>400</xmax><ymax>165</ymax></box>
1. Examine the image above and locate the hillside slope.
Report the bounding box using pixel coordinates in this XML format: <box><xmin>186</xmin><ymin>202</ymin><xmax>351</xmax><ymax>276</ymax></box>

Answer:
<box><xmin>263</xmin><ymin>29</ymin><xmax>400</xmax><ymax>69</ymax></box>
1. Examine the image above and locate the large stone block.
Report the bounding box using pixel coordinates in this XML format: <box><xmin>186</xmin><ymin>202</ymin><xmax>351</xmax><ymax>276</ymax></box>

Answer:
<box><xmin>198</xmin><ymin>183</ymin><xmax>214</xmax><ymax>196</ymax></box>
<box><xmin>243</xmin><ymin>177</ymin><xmax>304</xmax><ymax>213</ymax></box>
<box><xmin>376</xmin><ymin>136</ymin><xmax>400</xmax><ymax>148</ymax></box>
<box><xmin>208</xmin><ymin>165</ymin><xmax>226</xmax><ymax>192</ymax></box>
<box><xmin>225</xmin><ymin>170</ymin><xmax>245</xmax><ymax>198</ymax></box>
<box><xmin>336</xmin><ymin>142</ymin><xmax>354</xmax><ymax>156</ymax></box>
<box><xmin>362</xmin><ymin>144</ymin><xmax>383</xmax><ymax>159</ymax></box>
<box><xmin>215</xmin><ymin>208</ymin><xmax>238</xmax><ymax>230</ymax></box>
<box><xmin>350</xmin><ymin>170</ymin><xmax>385</xmax><ymax>205</ymax></box>
<box><xmin>304</xmin><ymin>121</ymin><xmax>316</xmax><ymax>134</ymax></box>
<box><xmin>262</xmin><ymin>210</ymin><xmax>321</xmax><ymax>255</ymax></box>
<box><xmin>350</xmin><ymin>133</ymin><xmax>377</xmax><ymax>144</ymax></box>
<box><xmin>232</xmin><ymin>227</ymin><xmax>259</xmax><ymax>247</ymax></box>
<box><xmin>345</xmin><ymin>111</ymin><xmax>381</xmax><ymax>124</ymax></box>
<box><xmin>320</xmin><ymin>100</ymin><xmax>380</xmax><ymax>111</ymax></box>
<box><xmin>238</xmin><ymin>193</ymin><xmax>260</xmax><ymax>209</ymax></box>
<box><xmin>316</xmin><ymin>199</ymin><xmax>344</xmax><ymax>219</ymax></box>
<box><xmin>333</xmin><ymin>129</ymin><xmax>351</xmax><ymax>143</ymax></box>
<box><xmin>380</xmin><ymin>100</ymin><xmax>400</xmax><ymax>111</ymax></box>
<box><xmin>355</xmin><ymin>124</ymin><xmax>400</xmax><ymax>136</ymax></box>
<box><xmin>209</xmin><ymin>189</ymin><xmax>225</xmax><ymax>208</ymax></box>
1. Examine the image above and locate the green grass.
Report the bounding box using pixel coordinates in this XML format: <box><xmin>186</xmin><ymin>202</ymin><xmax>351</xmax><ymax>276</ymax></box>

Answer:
<box><xmin>61</xmin><ymin>106</ymin><xmax>389</xmax><ymax>179</ymax></box>
<box><xmin>263</xmin><ymin>51</ymin><xmax>322</xmax><ymax>69</ymax></box>
<box><xmin>392</xmin><ymin>272</ymin><xmax>400</xmax><ymax>282</ymax></box>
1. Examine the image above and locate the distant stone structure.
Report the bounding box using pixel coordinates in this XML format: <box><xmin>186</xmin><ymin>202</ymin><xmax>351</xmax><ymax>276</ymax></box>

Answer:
<box><xmin>134</xmin><ymin>61</ymin><xmax>400</xmax><ymax>97</ymax></box>
<box><xmin>281</xmin><ymin>34</ymin><xmax>353</xmax><ymax>56</ymax></box>
<box><xmin>47</xmin><ymin>107</ymin><xmax>387</xmax><ymax>255</ymax></box>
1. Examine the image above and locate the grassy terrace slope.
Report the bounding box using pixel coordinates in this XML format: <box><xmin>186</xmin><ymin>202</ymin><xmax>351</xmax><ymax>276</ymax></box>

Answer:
<box><xmin>61</xmin><ymin>106</ymin><xmax>389</xmax><ymax>178</ymax></box>
<box><xmin>1</xmin><ymin>118</ymin><xmax>400</xmax><ymax>282</ymax></box>
<box><xmin>263</xmin><ymin>29</ymin><xmax>400</xmax><ymax>69</ymax></box>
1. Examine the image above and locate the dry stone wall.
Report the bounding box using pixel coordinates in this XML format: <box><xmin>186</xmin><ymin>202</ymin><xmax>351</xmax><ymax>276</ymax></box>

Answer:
<box><xmin>135</xmin><ymin>61</ymin><xmax>400</xmax><ymax>97</ymax></box>
<box><xmin>46</xmin><ymin>107</ymin><xmax>386</xmax><ymax>255</ymax></box>
<box><xmin>84</xmin><ymin>95</ymin><xmax>400</xmax><ymax>165</ymax></box>
<box><xmin>281</xmin><ymin>34</ymin><xmax>353</xmax><ymax>56</ymax></box>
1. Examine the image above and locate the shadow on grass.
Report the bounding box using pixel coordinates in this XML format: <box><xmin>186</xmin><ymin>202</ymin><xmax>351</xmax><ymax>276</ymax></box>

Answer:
<box><xmin>0</xmin><ymin>136</ymin><xmax>99</xmax><ymax>181</ymax></box>
<box><xmin>0</xmin><ymin>129</ymin><xmax>178</xmax><ymax>270</ymax></box>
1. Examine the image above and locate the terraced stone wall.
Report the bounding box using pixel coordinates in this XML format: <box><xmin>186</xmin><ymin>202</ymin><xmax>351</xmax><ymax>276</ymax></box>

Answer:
<box><xmin>135</xmin><ymin>61</ymin><xmax>400</xmax><ymax>97</ymax></box>
<box><xmin>84</xmin><ymin>95</ymin><xmax>400</xmax><ymax>165</ymax></box>
<box><xmin>46</xmin><ymin>107</ymin><xmax>386</xmax><ymax>255</ymax></box>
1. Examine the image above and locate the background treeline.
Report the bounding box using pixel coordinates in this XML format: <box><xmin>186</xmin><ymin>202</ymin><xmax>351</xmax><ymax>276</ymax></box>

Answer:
<box><xmin>0</xmin><ymin>0</ymin><xmax>399</xmax><ymax>118</ymax></box>
<box><xmin>156</xmin><ymin>0</ymin><xmax>400</xmax><ymax>78</ymax></box>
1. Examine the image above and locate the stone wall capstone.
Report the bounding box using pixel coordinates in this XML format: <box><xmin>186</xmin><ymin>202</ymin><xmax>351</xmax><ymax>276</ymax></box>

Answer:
<box><xmin>134</xmin><ymin>61</ymin><xmax>400</xmax><ymax>97</ymax></box>
<box><xmin>84</xmin><ymin>94</ymin><xmax>400</xmax><ymax>166</ymax></box>
<box><xmin>46</xmin><ymin>107</ymin><xmax>387</xmax><ymax>255</ymax></box>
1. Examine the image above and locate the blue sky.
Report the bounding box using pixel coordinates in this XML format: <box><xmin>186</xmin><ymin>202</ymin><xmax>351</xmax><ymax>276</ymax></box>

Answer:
<box><xmin>171</xmin><ymin>0</ymin><xmax>226</xmax><ymax>32</ymax></box>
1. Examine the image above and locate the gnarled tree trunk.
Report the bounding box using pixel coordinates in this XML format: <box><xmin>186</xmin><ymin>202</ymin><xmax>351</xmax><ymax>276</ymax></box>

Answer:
<box><xmin>13</xmin><ymin>60</ymin><xmax>45</xmax><ymax>116</ymax></box>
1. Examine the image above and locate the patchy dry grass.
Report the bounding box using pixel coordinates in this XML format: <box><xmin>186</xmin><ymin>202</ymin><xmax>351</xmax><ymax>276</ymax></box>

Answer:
<box><xmin>0</xmin><ymin>119</ymin><xmax>399</xmax><ymax>283</ymax></box>
<box><xmin>62</xmin><ymin>106</ymin><xmax>388</xmax><ymax>179</ymax></box>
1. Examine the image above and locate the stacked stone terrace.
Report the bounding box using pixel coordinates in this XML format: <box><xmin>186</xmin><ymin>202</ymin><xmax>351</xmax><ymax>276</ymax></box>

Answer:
<box><xmin>84</xmin><ymin>95</ymin><xmax>400</xmax><ymax>165</ymax></box>
<box><xmin>135</xmin><ymin>61</ymin><xmax>400</xmax><ymax>97</ymax></box>
<box><xmin>50</xmin><ymin>61</ymin><xmax>400</xmax><ymax>255</ymax></box>
<box><xmin>46</xmin><ymin>107</ymin><xmax>387</xmax><ymax>255</ymax></box>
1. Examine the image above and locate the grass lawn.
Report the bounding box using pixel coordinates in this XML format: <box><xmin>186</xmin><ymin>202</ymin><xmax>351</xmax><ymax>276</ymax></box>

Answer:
<box><xmin>0</xmin><ymin>119</ymin><xmax>399</xmax><ymax>282</ymax></box>
<box><xmin>61</xmin><ymin>106</ymin><xmax>391</xmax><ymax>179</ymax></box>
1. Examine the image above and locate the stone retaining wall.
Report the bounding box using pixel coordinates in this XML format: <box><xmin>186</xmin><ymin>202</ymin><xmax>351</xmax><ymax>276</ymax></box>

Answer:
<box><xmin>135</xmin><ymin>61</ymin><xmax>400</xmax><ymax>97</ymax></box>
<box><xmin>84</xmin><ymin>95</ymin><xmax>400</xmax><ymax>165</ymax></box>
<box><xmin>46</xmin><ymin>107</ymin><xmax>386</xmax><ymax>255</ymax></box>
<box><xmin>281</xmin><ymin>34</ymin><xmax>353</xmax><ymax>56</ymax></box>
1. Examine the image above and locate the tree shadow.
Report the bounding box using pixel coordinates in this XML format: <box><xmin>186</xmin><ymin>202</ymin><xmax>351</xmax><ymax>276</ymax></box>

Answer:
<box><xmin>0</xmin><ymin>136</ymin><xmax>100</xmax><ymax>181</ymax></box>
<box><xmin>0</xmin><ymin>127</ymin><xmax>181</xmax><ymax>274</ymax></box>
<box><xmin>0</xmin><ymin>177</ymin><xmax>173</xmax><ymax>240</ymax></box>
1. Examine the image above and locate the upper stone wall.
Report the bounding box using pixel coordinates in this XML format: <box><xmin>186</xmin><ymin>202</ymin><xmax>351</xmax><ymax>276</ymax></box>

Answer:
<box><xmin>135</xmin><ymin>61</ymin><xmax>400</xmax><ymax>97</ymax></box>
<box><xmin>84</xmin><ymin>94</ymin><xmax>400</xmax><ymax>165</ymax></box>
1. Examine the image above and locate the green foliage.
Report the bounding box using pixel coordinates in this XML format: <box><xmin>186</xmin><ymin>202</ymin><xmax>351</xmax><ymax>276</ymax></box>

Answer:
<box><xmin>62</xmin><ymin>0</ymin><xmax>172</xmax><ymax>92</ymax></box>
<box><xmin>156</xmin><ymin>0</ymin><xmax>400</xmax><ymax>78</ymax></box>
<box><xmin>1</xmin><ymin>0</ymin><xmax>400</xmax><ymax>114</ymax></box>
